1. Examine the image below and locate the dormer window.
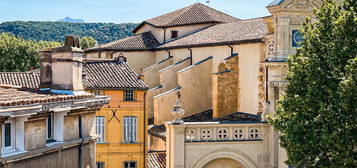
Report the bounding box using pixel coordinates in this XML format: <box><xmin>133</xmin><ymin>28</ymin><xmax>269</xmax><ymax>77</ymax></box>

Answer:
<box><xmin>171</xmin><ymin>30</ymin><xmax>178</xmax><ymax>39</ymax></box>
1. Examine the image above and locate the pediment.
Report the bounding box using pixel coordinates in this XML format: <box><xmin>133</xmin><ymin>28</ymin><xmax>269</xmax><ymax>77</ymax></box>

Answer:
<box><xmin>282</xmin><ymin>0</ymin><xmax>320</xmax><ymax>10</ymax></box>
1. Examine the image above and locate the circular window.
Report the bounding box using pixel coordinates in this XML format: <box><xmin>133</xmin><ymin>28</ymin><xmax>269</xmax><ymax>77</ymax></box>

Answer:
<box><xmin>249</xmin><ymin>128</ymin><xmax>260</xmax><ymax>139</ymax></box>
<box><xmin>233</xmin><ymin>128</ymin><xmax>244</xmax><ymax>140</ymax></box>
<box><xmin>186</xmin><ymin>129</ymin><xmax>195</xmax><ymax>141</ymax></box>
<box><xmin>217</xmin><ymin>128</ymin><xmax>228</xmax><ymax>140</ymax></box>
<box><xmin>201</xmin><ymin>129</ymin><xmax>212</xmax><ymax>140</ymax></box>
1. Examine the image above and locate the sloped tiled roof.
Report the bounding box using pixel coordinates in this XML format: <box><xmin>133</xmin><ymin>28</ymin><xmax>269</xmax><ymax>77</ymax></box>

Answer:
<box><xmin>148</xmin><ymin>110</ymin><xmax>262</xmax><ymax>140</ymax></box>
<box><xmin>83</xmin><ymin>60</ymin><xmax>148</xmax><ymax>90</ymax></box>
<box><xmin>158</xmin><ymin>17</ymin><xmax>269</xmax><ymax>49</ymax></box>
<box><xmin>148</xmin><ymin>152</ymin><xmax>166</xmax><ymax>168</ymax></box>
<box><xmin>85</xmin><ymin>31</ymin><xmax>160</xmax><ymax>52</ymax></box>
<box><xmin>0</xmin><ymin>72</ymin><xmax>40</xmax><ymax>89</ymax></box>
<box><xmin>0</xmin><ymin>87</ymin><xmax>93</xmax><ymax>107</ymax></box>
<box><xmin>133</xmin><ymin>3</ymin><xmax>240</xmax><ymax>32</ymax></box>
<box><xmin>266</xmin><ymin>0</ymin><xmax>285</xmax><ymax>7</ymax></box>
<box><xmin>0</xmin><ymin>61</ymin><xmax>147</xmax><ymax>90</ymax></box>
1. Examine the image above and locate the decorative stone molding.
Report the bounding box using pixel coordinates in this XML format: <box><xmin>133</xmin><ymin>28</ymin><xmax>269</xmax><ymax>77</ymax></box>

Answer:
<box><xmin>269</xmin><ymin>81</ymin><xmax>288</xmax><ymax>91</ymax></box>
<box><xmin>192</xmin><ymin>150</ymin><xmax>258</xmax><ymax>168</ymax></box>
<box><xmin>257</xmin><ymin>65</ymin><xmax>265</xmax><ymax>113</ymax></box>
<box><xmin>284</xmin><ymin>0</ymin><xmax>320</xmax><ymax>10</ymax></box>
<box><xmin>278</xmin><ymin>17</ymin><xmax>291</xmax><ymax>26</ymax></box>
<box><xmin>185</xmin><ymin>125</ymin><xmax>262</xmax><ymax>142</ymax></box>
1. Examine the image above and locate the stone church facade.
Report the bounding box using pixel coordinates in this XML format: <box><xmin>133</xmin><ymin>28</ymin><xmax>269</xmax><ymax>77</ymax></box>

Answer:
<box><xmin>85</xmin><ymin>0</ymin><xmax>323</xmax><ymax>167</ymax></box>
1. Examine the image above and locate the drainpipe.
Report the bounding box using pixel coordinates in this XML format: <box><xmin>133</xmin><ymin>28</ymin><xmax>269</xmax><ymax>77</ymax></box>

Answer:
<box><xmin>187</xmin><ymin>48</ymin><xmax>193</xmax><ymax>65</ymax></box>
<box><xmin>143</xmin><ymin>91</ymin><xmax>147</xmax><ymax>168</ymax></box>
<box><xmin>165</xmin><ymin>50</ymin><xmax>171</xmax><ymax>59</ymax></box>
<box><xmin>163</xmin><ymin>28</ymin><xmax>167</xmax><ymax>43</ymax></box>
<box><xmin>79</xmin><ymin>115</ymin><xmax>83</xmax><ymax>168</ymax></box>
<box><xmin>228</xmin><ymin>44</ymin><xmax>233</xmax><ymax>56</ymax></box>
<box><xmin>265</xmin><ymin>67</ymin><xmax>269</xmax><ymax>103</ymax></box>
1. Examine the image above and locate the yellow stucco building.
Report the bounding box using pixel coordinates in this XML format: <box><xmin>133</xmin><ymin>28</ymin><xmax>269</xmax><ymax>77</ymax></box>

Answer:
<box><xmin>84</xmin><ymin>58</ymin><xmax>148</xmax><ymax>168</ymax></box>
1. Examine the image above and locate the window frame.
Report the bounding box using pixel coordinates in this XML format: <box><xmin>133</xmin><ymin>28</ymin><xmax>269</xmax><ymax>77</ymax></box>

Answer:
<box><xmin>124</xmin><ymin>90</ymin><xmax>135</xmax><ymax>102</ymax></box>
<box><xmin>123</xmin><ymin>116</ymin><xmax>137</xmax><ymax>143</ymax></box>
<box><xmin>123</xmin><ymin>161</ymin><xmax>137</xmax><ymax>168</ymax></box>
<box><xmin>96</xmin><ymin>161</ymin><xmax>105</xmax><ymax>168</ymax></box>
<box><xmin>2</xmin><ymin>120</ymin><xmax>15</xmax><ymax>153</ymax></box>
<box><xmin>96</xmin><ymin>116</ymin><xmax>105</xmax><ymax>143</ymax></box>
<box><xmin>46</xmin><ymin>113</ymin><xmax>54</xmax><ymax>142</ymax></box>
<box><xmin>171</xmin><ymin>30</ymin><xmax>178</xmax><ymax>39</ymax></box>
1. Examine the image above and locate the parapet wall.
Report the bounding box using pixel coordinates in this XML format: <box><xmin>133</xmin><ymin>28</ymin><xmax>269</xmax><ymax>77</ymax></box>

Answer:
<box><xmin>143</xmin><ymin>57</ymin><xmax>173</xmax><ymax>88</ymax></box>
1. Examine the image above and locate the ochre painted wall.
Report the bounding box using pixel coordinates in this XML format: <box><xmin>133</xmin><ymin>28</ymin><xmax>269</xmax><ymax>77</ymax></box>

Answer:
<box><xmin>91</xmin><ymin>89</ymin><xmax>147</xmax><ymax>168</ymax></box>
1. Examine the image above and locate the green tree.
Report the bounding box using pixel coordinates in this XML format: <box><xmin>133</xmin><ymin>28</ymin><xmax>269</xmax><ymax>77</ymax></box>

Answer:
<box><xmin>80</xmin><ymin>36</ymin><xmax>97</xmax><ymax>49</ymax></box>
<box><xmin>0</xmin><ymin>32</ymin><xmax>61</xmax><ymax>72</ymax></box>
<box><xmin>270</xmin><ymin>0</ymin><xmax>356</xmax><ymax>167</ymax></box>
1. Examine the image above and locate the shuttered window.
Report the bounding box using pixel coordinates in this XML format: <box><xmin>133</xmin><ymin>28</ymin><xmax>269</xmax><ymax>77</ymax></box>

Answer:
<box><xmin>124</xmin><ymin>116</ymin><xmax>137</xmax><ymax>143</ymax></box>
<box><xmin>96</xmin><ymin>116</ymin><xmax>105</xmax><ymax>143</ymax></box>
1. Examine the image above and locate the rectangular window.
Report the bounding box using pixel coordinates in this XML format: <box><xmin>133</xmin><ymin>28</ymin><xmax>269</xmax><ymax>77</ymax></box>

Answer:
<box><xmin>96</xmin><ymin>116</ymin><xmax>105</xmax><ymax>143</ymax></box>
<box><xmin>93</xmin><ymin>90</ymin><xmax>103</xmax><ymax>96</ymax></box>
<box><xmin>2</xmin><ymin>121</ymin><xmax>14</xmax><ymax>153</ymax></box>
<box><xmin>4</xmin><ymin>123</ymin><xmax>11</xmax><ymax>147</ymax></box>
<box><xmin>124</xmin><ymin>161</ymin><xmax>137</xmax><ymax>168</ymax></box>
<box><xmin>123</xmin><ymin>116</ymin><xmax>137</xmax><ymax>143</ymax></box>
<box><xmin>171</xmin><ymin>30</ymin><xmax>178</xmax><ymax>39</ymax></box>
<box><xmin>124</xmin><ymin>90</ymin><xmax>135</xmax><ymax>101</ymax></box>
<box><xmin>96</xmin><ymin>162</ymin><xmax>105</xmax><ymax>168</ymax></box>
<box><xmin>46</xmin><ymin>113</ymin><xmax>54</xmax><ymax>142</ymax></box>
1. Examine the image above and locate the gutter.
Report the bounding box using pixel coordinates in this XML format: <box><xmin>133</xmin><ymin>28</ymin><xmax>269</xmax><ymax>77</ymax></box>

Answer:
<box><xmin>143</xmin><ymin>91</ymin><xmax>147</xmax><ymax>167</ymax></box>
<box><xmin>228</xmin><ymin>44</ymin><xmax>234</xmax><ymax>56</ymax></box>
<box><xmin>187</xmin><ymin>48</ymin><xmax>193</xmax><ymax>65</ymax></box>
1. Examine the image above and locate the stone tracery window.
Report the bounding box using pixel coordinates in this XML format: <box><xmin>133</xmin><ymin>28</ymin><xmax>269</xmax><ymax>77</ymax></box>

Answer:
<box><xmin>186</xmin><ymin>129</ymin><xmax>196</xmax><ymax>141</ymax></box>
<box><xmin>249</xmin><ymin>128</ymin><xmax>260</xmax><ymax>139</ymax></box>
<box><xmin>201</xmin><ymin>129</ymin><xmax>212</xmax><ymax>140</ymax></box>
<box><xmin>233</xmin><ymin>128</ymin><xmax>245</xmax><ymax>140</ymax></box>
<box><xmin>217</xmin><ymin>128</ymin><xmax>228</xmax><ymax>140</ymax></box>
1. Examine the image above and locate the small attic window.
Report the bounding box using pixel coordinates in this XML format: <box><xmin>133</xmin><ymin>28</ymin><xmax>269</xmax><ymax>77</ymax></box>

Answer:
<box><xmin>171</xmin><ymin>30</ymin><xmax>178</xmax><ymax>39</ymax></box>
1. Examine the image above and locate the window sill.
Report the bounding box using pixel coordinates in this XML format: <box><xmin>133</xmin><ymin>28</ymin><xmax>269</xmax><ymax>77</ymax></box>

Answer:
<box><xmin>96</xmin><ymin>142</ymin><xmax>109</xmax><ymax>144</ymax></box>
<box><xmin>121</xmin><ymin>142</ymin><xmax>141</xmax><ymax>144</ymax></box>
<box><xmin>46</xmin><ymin>141</ymin><xmax>63</xmax><ymax>147</ymax></box>
<box><xmin>1</xmin><ymin>149</ymin><xmax>27</xmax><ymax>157</ymax></box>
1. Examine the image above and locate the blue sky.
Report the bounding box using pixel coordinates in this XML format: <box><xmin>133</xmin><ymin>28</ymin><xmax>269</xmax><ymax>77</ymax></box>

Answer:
<box><xmin>0</xmin><ymin>0</ymin><xmax>273</xmax><ymax>23</ymax></box>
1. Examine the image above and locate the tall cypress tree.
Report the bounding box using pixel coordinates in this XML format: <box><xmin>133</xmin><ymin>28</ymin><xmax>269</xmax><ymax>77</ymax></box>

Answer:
<box><xmin>270</xmin><ymin>0</ymin><xmax>356</xmax><ymax>167</ymax></box>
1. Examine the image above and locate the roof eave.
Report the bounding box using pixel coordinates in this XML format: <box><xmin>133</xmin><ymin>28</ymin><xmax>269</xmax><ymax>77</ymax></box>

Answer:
<box><xmin>157</xmin><ymin>38</ymin><xmax>264</xmax><ymax>50</ymax></box>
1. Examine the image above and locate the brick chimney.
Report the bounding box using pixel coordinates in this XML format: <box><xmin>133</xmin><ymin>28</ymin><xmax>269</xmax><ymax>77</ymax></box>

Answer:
<box><xmin>39</xmin><ymin>36</ymin><xmax>84</xmax><ymax>92</ymax></box>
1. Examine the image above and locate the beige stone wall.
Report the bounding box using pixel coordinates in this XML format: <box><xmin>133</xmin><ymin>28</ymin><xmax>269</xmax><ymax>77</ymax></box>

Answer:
<box><xmin>165</xmin><ymin>122</ymin><xmax>271</xmax><ymax>168</ymax></box>
<box><xmin>135</xmin><ymin>23</ymin><xmax>212</xmax><ymax>44</ymax></box>
<box><xmin>156</xmin><ymin>49</ymin><xmax>191</xmax><ymax>63</ymax></box>
<box><xmin>154</xmin><ymin>57</ymin><xmax>212</xmax><ymax>125</ymax></box>
<box><xmin>112</xmin><ymin>51</ymin><xmax>156</xmax><ymax>74</ymax></box>
<box><xmin>178</xmin><ymin>57</ymin><xmax>212</xmax><ymax>119</ymax></box>
<box><xmin>24</xmin><ymin>120</ymin><xmax>46</xmax><ymax>151</ymax></box>
<box><xmin>213</xmin><ymin>55</ymin><xmax>239</xmax><ymax>118</ymax></box>
<box><xmin>154</xmin><ymin>88</ymin><xmax>180</xmax><ymax>125</ymax></box>
<box><xmin>235</xmin><ymin>43</ymin><xmax>265</xmax><ymax>115</ymax></box>
<box><xmin>81</xmin><ymin>112</ymin><xmax>96</xmax><ymax>137</ymax></box>
<box><xmin>159</xmin><ymin>57</ymin><xmax>191</xmax><ymax>92</ymax></box>
<box><xmin>64</xmin><ymin>115</ymin><xmax>79</xmax><ymax>141</ymax></box>
<box><xmin>146</xmin><ymin>86</ymin><xmax>163</xmax><ymax>119</ymax></box>
<box><xmin>143</xmin><ymin>57</ymin><xmax>173</xmax><ymax>88</ymax></box>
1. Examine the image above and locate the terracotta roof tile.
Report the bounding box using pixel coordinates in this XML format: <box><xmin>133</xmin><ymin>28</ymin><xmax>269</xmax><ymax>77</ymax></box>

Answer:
<box><xmin>85</xmin><ymin>31</ymin><xmax>160</xmax><ymax>52</ymax></box>
<box><xmin>83</xmin><ymin>60</ymin><xmax>148</xmax><ymax>90</ymax></box>
<box><xmin>148</xmin><ymin>152</ymin><xmax>166</xmax><ymax>168</ymax></box>
<box><xmin>0</xmin><ymin>72</ymin><xmax>40</xmax><ymax>89</ymax></box>
<box><xmin>0</xmin><ymin>61</ymin><xmax>147</xmax><ymax>90</ymax></box>
<box><xmin>134</xmin><ymin>3</ymin><xmax>239</xmax><ymax>31</ymax></box>
<box><xmin>158</xmin><ymin>18</ymin><xmax>269</xmax><ymax>49</ymax></box>
<box><xmin>0</xmin><ymin>87</ymin><xmax>93</xmax><ymax>107</ymax></box>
